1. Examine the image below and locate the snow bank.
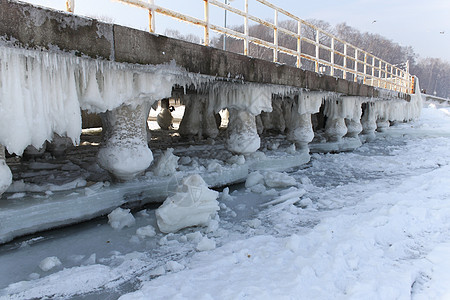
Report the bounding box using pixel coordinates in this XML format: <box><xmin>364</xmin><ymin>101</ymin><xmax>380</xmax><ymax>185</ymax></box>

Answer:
<box><xmin>107</xmin><ymin>207</ymin><xmax>136</xmax><ymax>230</ymax></box>
<box><xmin>155</xmin><ymin>174</ymin><xmax>219</xmax><ymax>233</ymax></box>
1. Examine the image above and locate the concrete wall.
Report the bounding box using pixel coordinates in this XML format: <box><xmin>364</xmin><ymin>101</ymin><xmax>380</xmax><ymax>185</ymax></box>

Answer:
<box><xmin>0</xmin><ymin>0</ymin><xmax>409</xmax><ymax>100</ymax></box>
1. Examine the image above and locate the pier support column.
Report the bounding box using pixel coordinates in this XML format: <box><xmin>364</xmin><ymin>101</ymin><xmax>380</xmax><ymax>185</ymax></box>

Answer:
<box><xmin>98</xmin><ymin>102</ymin><xmax>153</xmax><ymax>181</ymax></box>
<box><xmin>226</xmin><ymin>108</ymin><xmax>260</xmax><ymax>154</ymax></box>
<box><xmin>0</xmin><ymin>145</ymin><xmax>12</xmax><ymax>196</ymax></box>
<box><xmin>202</xmin><ymin>99</ymin><xmax>219</xmax><ymax>139</ymax></box>
<box><xmin>287</xmin><ymin>113</ymin><xmax>314</xmax><ymax>150</ymax></box>
<box><xmin>260</xmin><ymin>99</ymin><xmax>285</xmax><ymax>133</ymax></box>
<box><xmin>325</xmin><ymin>118</ymin><xmax>347</xmax><ymax>142</ymax></box>
<box><xmin>376</xmin><ymin>118</ymin><xmax>390</xmax><ymax>132</ymax></box>
<box><xmin>345</xmin><ymin>118</ymin><xmax>363</xmax><ymax>138</ymax></box>
<box><xmin>179</xmin><ymin>94</ymin><xmax>219</xmax><ymax>139</ymax></box>
<box><xmin>23</xmin><ymin>144</ymin><xmax>46</xmax><ymax>160</ymax></box>
<box><xmin>47</xmin><ymin>134</ymin><xmax>73</xmax><ymax>158</ymax></box>
<box><xmin>361</xmin><ymin>103</ymin><xmax>377</xmax><ymax>141</ymax></box>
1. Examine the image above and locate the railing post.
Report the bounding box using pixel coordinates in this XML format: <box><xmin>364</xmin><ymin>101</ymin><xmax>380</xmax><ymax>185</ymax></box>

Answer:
<box><xmin>354</xmin><ymin>49</ymin><xmax>358</xmax><ymax>82</ymax></box>
<box><xmin>66</xmin><ymin>0</ymin><xmax>74</xmax><ymax>13</ymax></box>
<box><xmin>384</xmin><ymin>63</ymin><xmax>388</xmax><ymax>89</ymax></box>
<box><xmin>363</xmin><ymin>52</ymin><xmax>367</xmax><ymax>84</ymax></box>
<box><xmin>296</xmin><ymin>21</ymin><xmax>302</xmax><ymax>68</ymax></box>
<box><xmin>148</xmin><ymin>0</ymin><xmax>155</xmax><ymax>33</ymax></box>
<box><xmin>371</xmin><ymin>56</ymin><xmax>375</xmax><ymax>85</ymax></box>
<box><xmin>330</xmin><ymin>37</ymin><xmax>335</xmax><ymax>76</ymax></box>
<box><xmin>343</xmin><ymin>43</ymin><xmax>347</xmax><ymax>80</ymax></box>
<box><xmin>273</xmin><ymin>9</ymin><xmax>278</xmax><ymax>62</ymax></box>
<box><xmin>244</xmin><ymin>0</ymin><xmax>249</xmax><ymax>55</ymax></box>
<box><xmin>378</xmin><ymin>60</ymin><xmax>382</xmax><ymax>87</ymax></box>
<box><xmin>204</xmin><ymin>0</ymin><xmax>209</xmax><ymax>46</ymax></box>
<box><xmin>315</xmin><ymin>30</ymin><xmax>320</xmax><ymax>73</ymax></box>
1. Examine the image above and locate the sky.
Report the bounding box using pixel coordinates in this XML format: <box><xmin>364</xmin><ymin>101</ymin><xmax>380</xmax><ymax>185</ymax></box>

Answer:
<box><xmin>21</xmin><ymin>0</ymin><xmax>450</xmax><ymax>62</ymax></box>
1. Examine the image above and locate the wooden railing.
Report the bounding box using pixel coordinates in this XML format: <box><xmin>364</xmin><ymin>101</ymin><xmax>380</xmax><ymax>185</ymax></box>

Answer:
<box><xmin>64</xmin><ymin>0</ymin><xmax>415</xmax><ymax>94</ymax></box>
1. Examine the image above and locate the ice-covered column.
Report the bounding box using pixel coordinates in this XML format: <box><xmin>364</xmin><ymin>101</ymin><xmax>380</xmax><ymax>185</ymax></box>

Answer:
<box><xmin>227</xmin><ymin>108</ymin><xmax>260</xmax><ymax>154</ymax></box>
<box><xmin>98</xmin><ymin>102</ymin><xmax>153</xmax><ymax>181</ymax></box>
<box><xmin>325</xmin><ymin>117</ymin><xmax>347</xmax><ymax>142</ymax></box>
<box><xmin>260</xmin><ymin>98</ymin><xmax>285</xmax><ymax>133</ymax></box>
<box><xmin>345</xmin><ymin>118</ymin><xmax>362</xmax><ymax>138</ymax></box>
<box><xmin>0</xmin><ymin>145</ymin><xmax>12</xmax><ymax>196</ymax></box>
<box><xmin>376</xmin><ymin>118</ymin><xmax>390</xmax><ymax>132</ymax></box>
<box><xmin>178</xmin><ymin>94</ymin><xmax>204</xmax><ymax>138</ymax></box>
<box><xmin>361</xmin><ymin>103</ymin><xmax>377</xmax><ymax>140</ymax></box>
<box><xmin>286</xmin><ymin>97</ymin><xmax>314</xmax><ymax>150</ymax></box>
<box><xmin>23</xmin><ymin>144</ymin><xmax>46</xmax><ymax>159</ymax></box>
<box><xmin>202</xmin><ymin>100</ymin><xmax>220</xmax><ymax>139</ymax></box>
<box><xmin>47</xmin><ymin>134</ymin><xmax>73</xmax><ymax>158</ymax></box>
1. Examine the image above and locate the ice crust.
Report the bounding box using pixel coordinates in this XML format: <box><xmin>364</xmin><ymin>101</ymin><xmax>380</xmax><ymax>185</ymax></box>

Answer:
<box><xmin>155</xmin><ymin>174</ymin><xmax>219</xmax><ymax>233</ymax></box>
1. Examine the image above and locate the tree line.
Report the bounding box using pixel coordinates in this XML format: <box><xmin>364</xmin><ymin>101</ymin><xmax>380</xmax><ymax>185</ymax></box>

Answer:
<box><xmin>164</xmin><ymin>20</ymin><xmax>449</xmax><ymax>98</ymax></box>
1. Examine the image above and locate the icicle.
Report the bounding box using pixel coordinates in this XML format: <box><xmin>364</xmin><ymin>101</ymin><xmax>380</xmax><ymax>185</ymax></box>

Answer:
<box><xmin>0</xmin><ymin>144</ymin><xmax>12</xmax><ymax>196</ymax></box>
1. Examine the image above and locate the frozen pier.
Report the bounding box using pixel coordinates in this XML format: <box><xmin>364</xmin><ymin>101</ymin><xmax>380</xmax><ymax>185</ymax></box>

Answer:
<box><xmin>0</xmin><ymin>0</ymin><xmax>421</xmax><ymax>243</ymax></box>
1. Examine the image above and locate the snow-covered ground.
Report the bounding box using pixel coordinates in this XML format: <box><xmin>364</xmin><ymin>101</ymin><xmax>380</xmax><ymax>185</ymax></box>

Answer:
<box><xmin>1</xmin><ymin>104</ymin><xmax>450</xmax><ymax>299</ymax></box>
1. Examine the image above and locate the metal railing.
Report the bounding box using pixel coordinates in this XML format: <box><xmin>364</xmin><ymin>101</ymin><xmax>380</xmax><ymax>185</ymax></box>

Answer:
<box><xmin>64</xmin><ymin>0</ymin><xmax>415</xmax><ymax>94</ymax></box>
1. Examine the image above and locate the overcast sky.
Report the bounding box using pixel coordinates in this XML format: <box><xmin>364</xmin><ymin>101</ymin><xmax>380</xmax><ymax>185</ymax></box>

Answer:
<box><xmin>22</xmin><ymin>0</ymin><xmax>450</xmax><ymax>62</ymax></box>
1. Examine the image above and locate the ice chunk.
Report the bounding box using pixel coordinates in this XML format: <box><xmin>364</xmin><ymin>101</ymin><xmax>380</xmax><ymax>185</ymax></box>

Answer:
<box><xmin>83</xmin><ymin>254</ymin><xmax>96</xmax><ymax>265</ymax></box>
<box><xmin>263</xmin><ymin>171</ymin><xmax>297</xmax><ymax>188</ymax></box>
<box><xmin>136</xmin><ymin>225</ymin><xmax>157</xmax><ymax>238</ymax></box>
<box><xmin>261</xmin><ymin>188</ymin><xmax>306</xmax><ymax>207</ymax></box>
<box><xmin>245</xmin><ymin>171</ymin><xmax>265</xmax><ymax>188</ymax></box>
<box><xmin>153</xmin><ymin>148</ymin><xmax>179</xmax><ymax>177</ymax></box>
<box><xmin>196</xmin><ymin>237</ymin><xmax>216</xmax><ymax>251</ymax></box>
<box><xmin>39</xmin><ymin>256</ymin><xmax>62</xmax><ymax>272</ymax></box>
<box><xmin>220</xmin><ymin>187</ymin><xmax>233</xmax><ymax>201</ymax></box>
<box><xmin>165</xmin><ymin>261</ymin><xmax>185</xmax><ymax>272</ymax></box>
<box><xmin>155</xmin><ymin>174</ymin><xmax>220</xmax><ymax>233</ymax></box>
<box><xmin>107</xmin><ymin>207</ymin><xmax>136</xmax><ymax>230</ymax></box>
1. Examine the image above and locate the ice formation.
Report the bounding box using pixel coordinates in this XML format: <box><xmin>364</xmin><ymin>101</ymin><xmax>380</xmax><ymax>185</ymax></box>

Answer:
<box><xmin>107</xmin><ymin>207</ymin><xmax>136</xmax><ymax>230</ymax></box>
<box><xmin>39</xmin><ymin>256</ymin><xmax>62</xmax><ymax>272</ymax></box>
<box><xmin>152</xmin><ymin>148</ymin><xmax>179</xmax><ymax>177</ymax></box>
<box><xmin>0</xmin><ymin>44</ymin><xmax>207</xmax><ymax>172</ymax></box>
<box><xmin>227</xmin><ymin>109</ymin><xmax>260</xmax><ymax>154</ymax></box>
<box><xmin>136</xmin><ymin>225</ymin><xmax>156</xmax><ymax>238</ymax></box>
<box><xmin>0</xmin><ymin>145</ymin><xmax>12</xmax><ymax>195</ymax></box>
<box><xmin>178</xmin><ymin>94</ymin><xmax>219</xmax><ymax>139</ymax></box>
<box><xmin>208</xmin><ymin>83</ymin><xmax>273</xmax><ymax>116</ymax></box>
<box><xmin>155</xmin><ymin>174</ymin><xmax>219</xmax><ymax>233</ymax></box>
<box><xmin>98</xmin><ymin>102</ymin><xmax>153</xmax><ymax>180</ymax></box>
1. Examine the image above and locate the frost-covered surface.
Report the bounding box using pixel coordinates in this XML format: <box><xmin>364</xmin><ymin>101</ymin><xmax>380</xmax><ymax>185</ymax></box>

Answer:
<box><xmin>0</xmin><ymin>104</ymin><xmax>449</xmax><ymax>299</ymax></box>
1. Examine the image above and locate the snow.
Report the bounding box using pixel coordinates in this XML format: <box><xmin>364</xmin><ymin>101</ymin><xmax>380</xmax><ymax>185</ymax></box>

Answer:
<box><xmin>107</xmin><ymin>207</ymin><xmax>136</xmax><ymax>230</ymax></box>
<box><xmin>155</xmin><ymin>174</ymin><xmax>220</xmax><ymax>233</ymax></box>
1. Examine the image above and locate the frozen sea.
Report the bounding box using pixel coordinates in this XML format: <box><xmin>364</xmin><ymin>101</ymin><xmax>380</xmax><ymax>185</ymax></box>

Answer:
<box><xmin>1</xmin><ymin>103</ymin><xmax>450</xmax><ymax>299</ymax></box>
